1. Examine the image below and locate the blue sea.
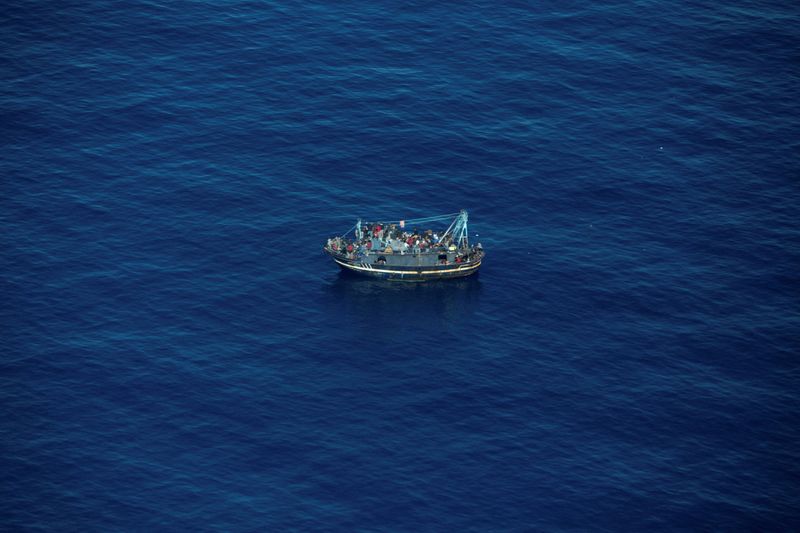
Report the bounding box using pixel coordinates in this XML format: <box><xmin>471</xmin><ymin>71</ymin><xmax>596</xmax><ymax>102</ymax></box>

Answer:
<box><xmin>2</xmin><ymin>1</ymin><xmax>798</xmax><ymax>530</ymax></box>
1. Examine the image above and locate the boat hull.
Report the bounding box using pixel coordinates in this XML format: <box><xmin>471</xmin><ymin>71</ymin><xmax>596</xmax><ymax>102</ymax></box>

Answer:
<box><xmin>328</xmin><ymin>252</ymin><xmax>482</xmax><ymax>281</ymax></box>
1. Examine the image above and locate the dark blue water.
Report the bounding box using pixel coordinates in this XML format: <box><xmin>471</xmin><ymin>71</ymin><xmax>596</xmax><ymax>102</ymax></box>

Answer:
<box><xmin>2</xmin><ymin>1</ymin><xmax>799</xmax><ymax>530</ymax></box>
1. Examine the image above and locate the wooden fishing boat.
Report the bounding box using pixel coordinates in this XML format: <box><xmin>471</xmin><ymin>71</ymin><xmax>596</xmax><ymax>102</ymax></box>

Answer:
<box><xmin>323</xmin><ymin>210</ymin><xmax>484</xmax><ymax>281</ymax></box>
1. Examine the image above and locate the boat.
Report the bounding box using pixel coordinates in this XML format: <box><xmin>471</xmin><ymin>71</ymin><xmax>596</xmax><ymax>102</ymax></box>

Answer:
<box><xmin>323</xmin><ymin>210</ymin><xmax>484</xmax><ymax>281</ymax></box>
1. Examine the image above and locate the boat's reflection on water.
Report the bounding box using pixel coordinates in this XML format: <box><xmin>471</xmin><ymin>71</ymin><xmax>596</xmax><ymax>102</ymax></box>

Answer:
<box><xmin>323</xmin><ymin>270</ymin><xmax>482</xmax><ymax>335</ymax></box>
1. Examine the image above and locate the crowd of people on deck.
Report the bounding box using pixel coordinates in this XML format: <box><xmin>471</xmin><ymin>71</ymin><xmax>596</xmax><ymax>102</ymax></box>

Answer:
<box><xmin>326</xmin><ymin>222</ymin><xmax>482</xmax><ymax>264</ymax></box>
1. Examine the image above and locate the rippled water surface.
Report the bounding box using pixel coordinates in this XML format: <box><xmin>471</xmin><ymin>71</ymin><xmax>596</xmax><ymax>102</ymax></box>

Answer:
<box><xmin>2</xmin><ymin>1</ymin><xmax>799</xmax><ymax>530</ymax></box>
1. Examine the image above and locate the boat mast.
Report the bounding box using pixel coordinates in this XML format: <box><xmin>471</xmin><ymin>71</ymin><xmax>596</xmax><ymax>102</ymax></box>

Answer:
<box><xmin>452</xmin><ymin>210</ymin><xmax>469</xmax><ymax>249</ymax></box>
<box><xmin>436</xmin><ymin>210</ymin><xmax>469</xmax><ymax>248</ymax></box>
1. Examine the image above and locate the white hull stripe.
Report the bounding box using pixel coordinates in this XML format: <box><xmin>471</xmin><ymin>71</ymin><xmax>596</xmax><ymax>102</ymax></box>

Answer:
<box><xmin>334</xmin><ymin>258</ymin><xmax>481</xmax><ymax>275</ymax></box>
